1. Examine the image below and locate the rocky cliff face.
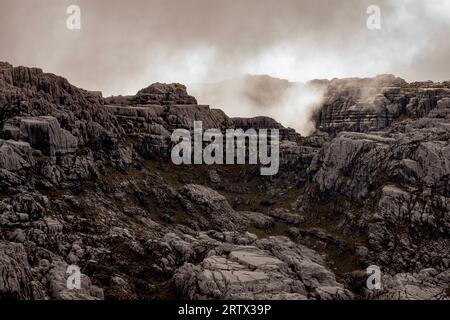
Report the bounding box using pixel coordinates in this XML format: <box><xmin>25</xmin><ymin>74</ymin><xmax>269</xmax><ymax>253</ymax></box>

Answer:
<box><xmin>312</xmin><ymin>74</ymin><xmax>450</xmax><ymax>134</ymax></box>
<box><xmin>0</xmin><ymin>63</ymin><xmax>448</xmax><ymax>300</ymax></box>
<box><xmin>105</xmin><ymin>83</ymin><xmax>198</xmax><ymax>106</ymax></box>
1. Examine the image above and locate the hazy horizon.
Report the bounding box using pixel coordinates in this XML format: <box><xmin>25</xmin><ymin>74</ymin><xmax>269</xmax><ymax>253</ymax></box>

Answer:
<box><xmin>1</xmin><ymin>0</ymin><xmax>450</xmax><ymax>95</ymax></box>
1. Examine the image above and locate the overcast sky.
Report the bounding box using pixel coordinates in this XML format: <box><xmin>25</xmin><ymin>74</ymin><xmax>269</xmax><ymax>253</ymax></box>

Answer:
<box><xmin>1</xmin><ymin>0</ymin><xmax>450</xmax><ymax>96</ymax></box>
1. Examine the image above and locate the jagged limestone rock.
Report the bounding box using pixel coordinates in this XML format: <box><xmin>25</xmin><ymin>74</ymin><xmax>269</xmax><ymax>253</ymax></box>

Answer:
<box><xmin>0</xmin><ymin>139</ymin><xmax>33</xmax><ymax>171</ymax></box>
<box><xmin>19</xmin><ymin>116</ymin><xmax>78</xmax><ymax>156</ymax></box>
<box><xmin>0</xmin><ymin>242</ymin><xmax>33</xmax><ymax>299</ymax></box>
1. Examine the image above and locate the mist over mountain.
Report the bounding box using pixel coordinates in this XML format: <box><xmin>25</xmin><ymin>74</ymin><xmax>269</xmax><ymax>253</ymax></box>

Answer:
<box><xmin>2</xmin><ymin>0</ymin><xmax>450</xmax><ymax>97</ymax></box>
<box><xmin>191</xmin><ymin>75</ymin><xmax>324</xmax><ymax>135</ymax></box>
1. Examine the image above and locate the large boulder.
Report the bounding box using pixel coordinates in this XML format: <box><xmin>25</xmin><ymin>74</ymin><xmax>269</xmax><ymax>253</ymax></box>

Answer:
<box><xmin>0</xmin><ymin>139</ymin><xmax>33</xmax><ymax>171</ymax></box>
<box><xmin>178</xmin><ymin>184</ymin><xmax>241</xmax><ymax>230</ymax></box>
<box><xmin>19</xmin><ymin>116</ymin><xmax>78</xmax><ymax>156</ymax></box>
<box><xmin>376</xmin><ymin>268</ymin><xmax>450</xmax><ymax>300</ymax></box>
<box><xmin>45</xmin><ymin>260</ymin><xmax>104</xmax><ymax>300</ymax></box>
<box><xmin>0</xmin><ymin>242</ymin><xmax>33</xmax><ymax>299</ymax></box>
<box><xmin>173</xmin><ymin>236</ymin><xmax>353</xmax><ymax>300</ymax></box>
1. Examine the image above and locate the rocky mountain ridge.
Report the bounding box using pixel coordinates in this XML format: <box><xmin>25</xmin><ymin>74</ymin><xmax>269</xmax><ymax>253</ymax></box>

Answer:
<box><xmin>0</xmin><ymin>62</ymin><xmax>448</xmax><ymax>300</ymax></box>
<box><xmin>311</xmin><ymin>74</ymin><xmax>450</xmax><ymax>134</ymax></box>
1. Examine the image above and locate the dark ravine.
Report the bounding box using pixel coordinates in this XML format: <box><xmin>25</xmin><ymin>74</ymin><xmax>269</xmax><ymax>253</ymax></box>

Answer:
<box><xmin>0</xmin><ymin>62</ymin><xmax>449</xmax><ymax>300</ymax></box>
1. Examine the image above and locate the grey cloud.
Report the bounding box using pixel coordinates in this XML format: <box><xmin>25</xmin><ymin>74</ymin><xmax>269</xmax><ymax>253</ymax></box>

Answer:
<box><xmin>0</xmin><ymin>0</ymin><xmax>449</xmax><ymax>96</ymax></box>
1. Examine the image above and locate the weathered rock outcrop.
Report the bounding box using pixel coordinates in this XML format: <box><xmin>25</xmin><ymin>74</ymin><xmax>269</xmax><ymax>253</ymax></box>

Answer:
<box><xmin>0</xmin><ymin>140</ymin><xmax>33</xmax><ymax>172</ymax></box>
<box><xmin>105</xmin><ymin>83</ymin><xmax>197</xmax><ymax>106</ymax></box>
<box><xmin>232</xmin><ymin>116</ymin><xmax>300</xmax><ymax>141</ymax></box>
<box><xmin>346</xmin><ymin>268</ymin><xmax>450</xmax><ymax>300</ymax></box>
<box><xmin>312</xmin><ymin>74</ymin><xmax>450</xmax><ymax>134</ymax></box>
<box><xmin>303</xmin><ymin>118</ymin><xmax>450</xmax><ymax>274</ymax></box>
<box><xmin>173</xmin><ymin>235</ymin><xmax>352</xmax><ymax>300</ymax></box>
<box><xmin>17</xmin><ymin>116</ymin><xmax>78</xmax><ymax>156</ymax></box>
<box><xmin>0</xmin><ymin>242</ymin><xmax>33</xmax><ymax>299</ymax></box>
<box><xmin>105</xmin><ymin>102</ymin><xmax>297</xmax><ymax>161</ymax></box>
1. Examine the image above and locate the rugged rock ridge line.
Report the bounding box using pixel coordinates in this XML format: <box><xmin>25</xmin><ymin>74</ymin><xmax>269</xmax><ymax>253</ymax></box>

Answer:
<box><xmin>0</xmin><ymin>62</ymin><xmax>449</xmax><ymax>300</ymax></box>
<box><xmin>105</xmin><ymin>82</ymin><xmax>198</xmax><ymax>106</ymax></box>
<box><xmin>312</xmin><ymin>74</ymin><xmax>450</xmax><ymax>134</ymax></box>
